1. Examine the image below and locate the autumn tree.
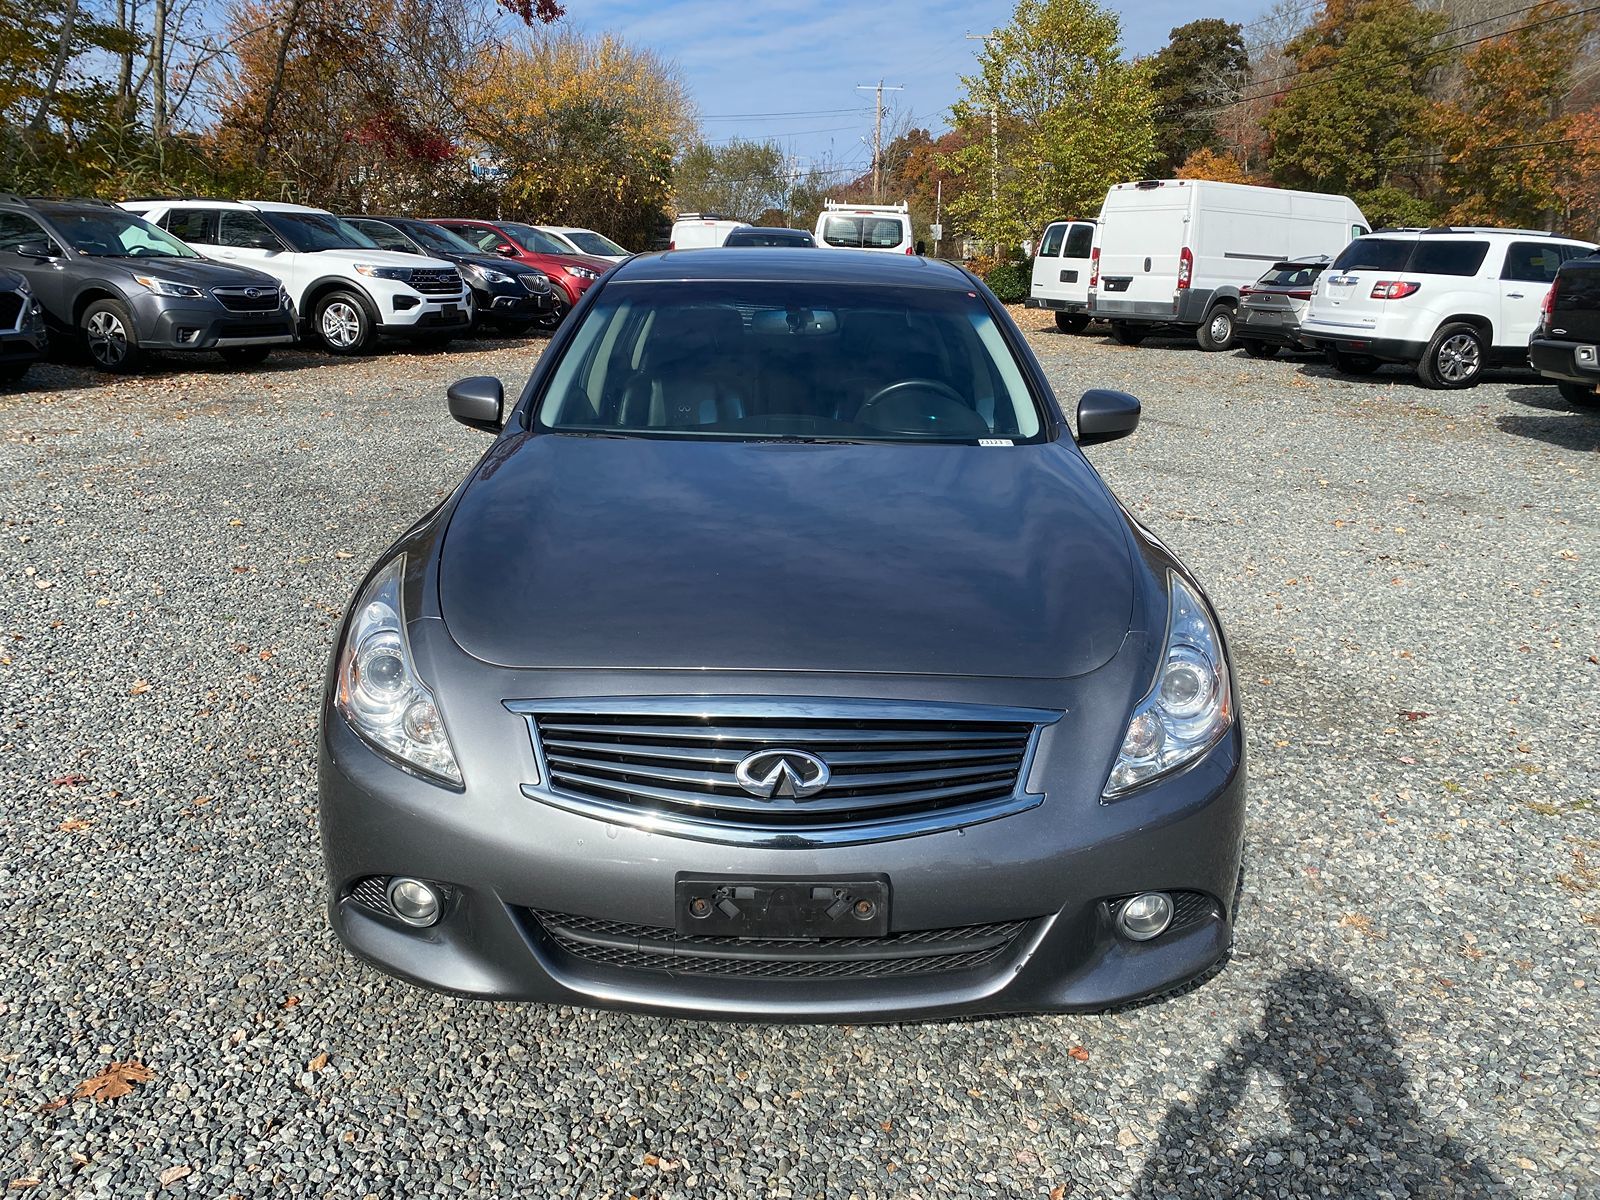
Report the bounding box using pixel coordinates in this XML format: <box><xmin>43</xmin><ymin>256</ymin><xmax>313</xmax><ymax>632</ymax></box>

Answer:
<box><xmin>1430</xmin><ymin>1</ymin><xmax>1600</xmax><ymax>231</ymax></box>
<box><xmin>672</xmin><ymin>138</ymin><xmax>789</xmax><ymax>223</ymax></box>
<box><xmin>1176</xmin><ymin>148</ymin><xmax>1257</xmax><ymax>184</ymax></box>
<box><xmin>1147</xmin><ymin>19</ymin><xmax>1249</xmax><ymax>176</ymax></box>
<box><xmin>1263</xmin><ymin>0</ymin><xmax>1449</xmax><ymax>223</ymax></box>
<box><xmin>944</xmin><ymin>0</ymin><xmax>1155</xmax><ymax>255</ymax></box>
<box><xmin>463</xmin><ymin>30</ymin><xmax>693</xmax><ymax>245</ymax></box>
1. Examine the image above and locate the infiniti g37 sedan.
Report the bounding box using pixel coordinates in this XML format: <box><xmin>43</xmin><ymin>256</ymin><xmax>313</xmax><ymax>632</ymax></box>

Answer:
<box><xmin>318</xmin><ymin>249</ymin><xmax>1246</xmax><ymax>1021</ymax></box>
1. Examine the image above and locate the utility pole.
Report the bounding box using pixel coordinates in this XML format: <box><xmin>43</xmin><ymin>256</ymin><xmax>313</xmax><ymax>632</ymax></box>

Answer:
<box><xmin>855</xmin><ymin>79</ymin><xmax>903</xmax><ymax>203</ymax></box>
<box><xmin>967</xmin><ymin>33</ymin><xmax>1000</xmax><ymax>258</ymax></box>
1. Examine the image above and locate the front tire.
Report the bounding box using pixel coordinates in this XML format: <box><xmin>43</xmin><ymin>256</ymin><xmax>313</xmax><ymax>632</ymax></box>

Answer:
<box><xmin>1240</xmin><ymin>339</ymin><xmax>1278</xmax><ymax>359</ymax></box>
<box><xmin>1557</xmin><ymin>380</ymin><xmax>1600</xmax><ymax>407</ymax></box>
<box><xmin>536</xmin><ymin>294</ymin><xmax>570</xmax><ymax>332</ymax></box>
<box><xmin>1325</xmin><ymin>348</ymin><xmax>1381</xmax><ymax>376</ymax></box>
<box><xmin>313</xmin><ymin>291</ymin><xmax>375</xmax><ymax>355</ymax></box>
<box><xmin>1054</xmin><ymin>312</ymin><xmax>1089</xmax><ymax>334</ymax></box>
<box><xmin>81</xmin><ymin>299</ymin><xmax>143</xmax><ymax>373</ymax></box>
<box><xmin>1417</xmin><ymin>322</ymin><xmax>1485</xmax><ymax>389</ymax></box>
<box><xmin>219</xmin><ymin>345</ymin><xmax>273</xmax><ymax>366</ymax></box>
<box><xmin>1196</xmin><ymin>304</ymin><xmax>1237</xmax><ymax>352</ymax></box>
<box><xmin>1108</xmin><ymin>321</ymin><xmax>1146</xmax><ymax>346</ymax></box>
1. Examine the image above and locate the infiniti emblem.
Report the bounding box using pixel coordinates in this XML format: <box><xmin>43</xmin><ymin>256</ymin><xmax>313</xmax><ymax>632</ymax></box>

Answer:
<box><xmin>734</xmin><ymin>749</ymin><xmax>830</xmax><ymax>799</ymax></box>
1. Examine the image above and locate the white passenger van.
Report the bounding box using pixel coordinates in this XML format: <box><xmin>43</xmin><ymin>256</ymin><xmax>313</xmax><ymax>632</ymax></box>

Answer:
<box><xmin>1027</xmin><ymin>219</ymin><xmax>1097</xmax><ymax>333</ymax></box>
<box><xmin>669</xmin><ymin>214</ymin><xmax>750</xmax><ymax>250</ymax></box>
<box><xmin>813</xmin><ymin>201</ymin><xmax>915</xmax><ymax>254</ymax></box>
<box><xmin>1088</xmin><ymin>180</ymin><xmax>1369</xmax><ymax>350</ymax></box>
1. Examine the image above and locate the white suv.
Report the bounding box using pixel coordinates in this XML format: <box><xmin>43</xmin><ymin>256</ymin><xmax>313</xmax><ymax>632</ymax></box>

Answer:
<box><xmin>120</xmin><ymin>200</ymin><xmax>471</xmax><ymax>354</ymax></box>
<box><xmin>1299</xmin><ymin>227</ymin><xmax>1597</xmax><ymax>388</ymax></box>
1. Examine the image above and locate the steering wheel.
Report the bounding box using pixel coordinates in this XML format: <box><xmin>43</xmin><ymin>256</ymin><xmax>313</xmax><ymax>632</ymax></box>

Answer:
<box><xmin>855</xmin><ymin>379</ymin><xmax>991</xmax><ymax>436</ymax></box>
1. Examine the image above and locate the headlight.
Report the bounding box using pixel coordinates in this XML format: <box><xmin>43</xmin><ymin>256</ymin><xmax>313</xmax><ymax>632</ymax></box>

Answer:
<box><xmin>278</xmin><ymin>287</ymin><xmax>291</xmax><ymax>308</ymax></box>
<box><xmin>1104</xmin><ymin>572</ymin><xmax>1233</xmax><ymax>798</ymax></box>
<box><xmin>132</xmin><ymin>275</ymin><xmax>204</xmax><ymax>298</ymax></box>
<box><xmin>353</xmin><ymin>264</ymin><xmax>413</xmax><ymax>281</ymax></box>
<box><xmin>463</xmin><ymin>262</ymin><xmax>514</xmax><ymax>285</ymax></box>
<box><xmin>566</xmin><ymin>265</ymin><xmax>600</xmax><ymax>282</ymax></box>
<box><xmin>335</xmin><ymin>557</ymin><xmax>461</xmax><ymax>785</ymax></box>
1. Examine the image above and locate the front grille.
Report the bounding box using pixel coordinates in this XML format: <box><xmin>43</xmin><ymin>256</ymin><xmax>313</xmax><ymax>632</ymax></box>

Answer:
<box><xmin>529</xmin><ymin>909</ymin><xmax>1029</xmax><ymax>979</ymax></box>
<box><xmin>517</xmin><ymin>700</ymin><xmax>1048</xmax><ymax>841</ymax></box>
<box><xmin>0</xmin><ymin>292</ymin><xmax>24</xmax><ymax>331</ymax></box>
<box><xmin>1106</xmin><ymin>890</ymin><xmax>1217</xmax><ymax>934</ymax></box>
<box><xmin>519</xmin><ymin>273</ymin><xmax>551</xmax><ymax>294</ymax></box>
<box><xmin>210</xmin><ymin>286</ymin><xmax>281</xmax><ymax>312</ymax></box>
<box><xmin>409</xmin><ymin>268</ymin><xmax>462</xmax><ymax>295</ymax></box>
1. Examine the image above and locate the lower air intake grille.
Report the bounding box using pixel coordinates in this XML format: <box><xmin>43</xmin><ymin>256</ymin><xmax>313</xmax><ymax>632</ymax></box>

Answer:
<box><xmin>529</xmin><ymin>910</ymin><xmax>1030</xmax><ymax>979</ymax></box>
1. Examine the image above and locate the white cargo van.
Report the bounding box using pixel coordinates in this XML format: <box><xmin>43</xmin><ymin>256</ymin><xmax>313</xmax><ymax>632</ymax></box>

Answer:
<box><xmin>669</xmin><ymin>214</ymin><xmax>750</xmax><ymax>250</ymax></box>
<box><xmin>813</xmin><ymin>201</ymin><xmax>915</xmax><ymax>254</ymax></box>
<box><xmin>1088</xmin><ymin>180</ymin><xmax>1369</xmax><ymax>350</ymax></box>
<box><xmin>1027</xmin><ymin>219</ymin><xmax>1097</xmax><ymax>333</ymax></box>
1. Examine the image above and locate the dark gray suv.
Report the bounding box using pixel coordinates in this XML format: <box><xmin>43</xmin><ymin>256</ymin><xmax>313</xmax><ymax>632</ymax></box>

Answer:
<box><xmin>0</xmin><ymin>196</ymin><xmax>295</xmax><ymax>372</ymax></box>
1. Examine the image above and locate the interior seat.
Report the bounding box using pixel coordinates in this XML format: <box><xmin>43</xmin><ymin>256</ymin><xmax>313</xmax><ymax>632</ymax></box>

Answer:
<box><xmin>618</xmin><ymin>306</ymin><xmax>748</xmax><ymax>428</ymax></box>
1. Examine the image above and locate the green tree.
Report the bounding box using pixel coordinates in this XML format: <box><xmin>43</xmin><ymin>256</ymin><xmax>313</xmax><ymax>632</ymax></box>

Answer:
<box><xmin>1263</xmin><ymin>0</ymin><xmax>1448</xmax><ymax>221</ymax></box>
<box><xmin>1430</xmin><ymin>0</ymin><xmax>1599</xmax><ymax>230</ymax></box>
<box><xmin>944</xmin><ymin>0</ymin><xmax>1155</xmax><ymax>255</ymax></box>
<box><xmin>672</xmin><ymin>138</ymin><xmax>789</xmax><ymax>222</ymax></box>
<box><xmin>1148</xmin><ymin>19</ymin><xmax>1249</xmax><ymax>176</ymax></box>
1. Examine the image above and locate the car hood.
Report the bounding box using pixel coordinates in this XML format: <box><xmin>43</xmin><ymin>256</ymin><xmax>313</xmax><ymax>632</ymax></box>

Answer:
<box><xmin>438</xmin><ymin>436</ymin><xmax>1136</xmax><ymax>679</ymax></box>
<box><xmin>106</xmin><ymin>256</ymin><xmax>281</xmax><ymax>289</ymax></box>
<box><xmin>311</xmin><ymin>248</ymin><xmax>456</xmax><ymax>271</ymax></box>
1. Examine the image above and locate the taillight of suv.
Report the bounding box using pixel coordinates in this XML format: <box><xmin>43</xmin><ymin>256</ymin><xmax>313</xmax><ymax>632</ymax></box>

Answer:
<box><xmin>1370</xmin><ymin>280</ymin><xmax>1421</xmax><ymax>300</ymax></box>
<box><xmin>1538</xmin><ymin>278</ymin><xmax>1558</xmax><ymax>333</ymax></box>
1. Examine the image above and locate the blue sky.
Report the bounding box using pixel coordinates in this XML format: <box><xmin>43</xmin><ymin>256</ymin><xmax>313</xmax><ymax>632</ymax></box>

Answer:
<box><xmin>563</xmin><ymin>0</ymin><xmax>1278</xmax><ymax>176</ymax></box>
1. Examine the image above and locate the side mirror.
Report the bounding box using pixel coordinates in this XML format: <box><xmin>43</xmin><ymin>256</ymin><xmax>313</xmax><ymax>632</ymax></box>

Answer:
<box><xmin>1076</xmin><ymin>388</ymin><xmax>1141</xmax><ymax>446</ymax></box>
<box><xmin>14</xmin><ymin>241</ymin><xmax>56</xmax><ymax>259</ymax></box>
<box><xmin>494</xmin><ymin>243</ymin><xmax>519</xmax><ymax>257</ymax></box>
<box><xmin>447</xmin><ymin>376</ymin><xmax>504</xmax><ymax>433</ymax></box>
<box><xmin>915</xmin><ymin>240</ymin><xmax>926</xmax><ymax>256</ymax></box>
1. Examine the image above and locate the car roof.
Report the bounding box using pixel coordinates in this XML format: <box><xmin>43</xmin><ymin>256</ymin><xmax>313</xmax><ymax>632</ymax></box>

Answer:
<box><xmin>131</xmin><ymin>198</ymin><xmax>330</xmax><ymax>214</ymax></box>
<box><xmin>611</xmin><ymin>248</ymin><xmax>971</xmax><ymax>289</ymax></box>
<box><xmin>1360</xmin><ymin>226</ymin><xmax>1573</xmax><ymax>240</ymax></box>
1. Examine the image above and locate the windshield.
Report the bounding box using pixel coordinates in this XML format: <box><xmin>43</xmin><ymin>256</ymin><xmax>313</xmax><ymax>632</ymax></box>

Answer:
<box><xmin>501</xmin><ymin>222</ymin><xmax>575</xmax><ymax>255</ymax></box>
<box><xmin>399</xmin><ymin>220</ymin><xmax>482</xmax><ymax>256</ymax></box>
<box><xmin>564</xmin><ymin>229</ymin><xmax>628</xmax><ymax>256</ymax></box>
<box><xmin>536</xmin><ymin>282</ymin><xmax>1046</xmax><ymax>444</ymax></box>
<box><xmin>260</xmin><ymin>211</ymin><xmax>378</xmax><ymax>252</ymax></box>
<box><xmin>40</xmin><ymin>208</ymin><xmax>199</xmax><ymax>258</ymax></box>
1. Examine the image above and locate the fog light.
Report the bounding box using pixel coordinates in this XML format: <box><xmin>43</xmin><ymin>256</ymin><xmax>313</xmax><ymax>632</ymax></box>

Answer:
<box><xmin>386</xmin><ymin>877</ymin><xmax>441</xmax><ymax>927</ymax></box>
<box><xmin>1116</xmin><ymin>892</ymin><xmax>1173</xmax><ymax>941</ymax></box>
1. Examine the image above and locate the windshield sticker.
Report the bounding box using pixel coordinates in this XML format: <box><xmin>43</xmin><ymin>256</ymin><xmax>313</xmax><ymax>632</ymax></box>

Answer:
<box><xmin>979</xmin><ymin>438</ymin><xmax>1014</xmax><ymax>447</ymax></box>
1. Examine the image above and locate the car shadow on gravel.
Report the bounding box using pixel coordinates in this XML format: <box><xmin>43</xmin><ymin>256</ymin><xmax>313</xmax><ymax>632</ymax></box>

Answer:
<box><xmin>1132</xmin><ymin>967</ymin><xmax>1502</xmax><ymax>1199</ymax></box>
<box><xmin>1498</xmin><ymin>385</ymin><xmax>1600</xmax><ymax>452</ymax></box>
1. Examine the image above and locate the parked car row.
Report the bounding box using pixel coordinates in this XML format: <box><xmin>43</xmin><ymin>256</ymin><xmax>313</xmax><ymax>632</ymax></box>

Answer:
<box><xmin>1027</xmin><ymin>179</ymin><xmax>1599</xmax><ymax>396</ymax></box>
<box><xmin>666</xmin><ymin>201</ymin><xmax>914</xmax><ymax>254</ymax></box>
<box><xmin>0</xmin><ymin>193</ymin><xmax>632</xmax><ymax>383</ymax></box>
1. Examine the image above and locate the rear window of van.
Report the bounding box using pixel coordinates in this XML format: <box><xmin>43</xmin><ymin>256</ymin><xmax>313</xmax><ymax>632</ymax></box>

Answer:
<box><xmin>821</xmin><ymin>216</ymin><xmax>907</xmax><ymax>249</ymax></box>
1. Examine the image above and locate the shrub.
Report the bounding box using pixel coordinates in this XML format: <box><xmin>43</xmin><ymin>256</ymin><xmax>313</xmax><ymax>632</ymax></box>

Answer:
<box><xmin>982</xmin><ymin>259</ymin><xmax>1031</xmax><ymax>304</ymax></box>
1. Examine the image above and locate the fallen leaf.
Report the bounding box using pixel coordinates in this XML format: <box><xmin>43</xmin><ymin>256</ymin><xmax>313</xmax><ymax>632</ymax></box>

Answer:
<box><xmin>282</xmin><ymin>995</ymin><xmax>301</xmax><ymax>1008</ymax></box>
<box><xmin>642</xmin><ymin>1154</ymin><xmax>659</xmax><ymax>1168</ymax></box>
<box><xmin>307</xmin><ymin>1052</ymin><xmax>328</xmax><ymax>1073</ymax></box>
<box><xmin>258</xmin><ymin>649</ymin><xmax>275</xmax><ymax>662</ymax></box>
<box><xmin>158</xmin><ymin>1165</ymin><xmax>191</xmax><ymax>1187</ymax></box>
<box><xmin>74</xmin><ymin>1060</ymin><xmax>155</xmax><ymax>1103</ymax></box>
<box><xmin>50</xmin><ymin>773</ymin><xmax>88</xmax><ymax>788</ymax></box>
<box><xmin>58</xmin><ymin>819</ymin><xmax>92</xmax><ymax>833</ymax></box>
<box><xmin>128</xmin><ymin>680</ymin><xmax>150</xmax><ymax>696</ymax></box>
<box><xmin>1051</xmin><ymin>1187</ymin><xmax>1069</xmax><ymax>1200</ymax></box>
<box><xmin>1068</xmin><ymin>1045</ymin><xmax>1089</xmax><ymax>1062</ymax></box>
<box><xmin>1397</xmin><ymin>755</ymin><xmax>1416</xmax><ymax>765</ymax></box>
<box><xmin>1400</xmin><ymin>711</ymin><xmax>1431</xmax><ymax>721</ymax></box>
<box><xmin>8</xmin><ymin>1179</ymin><xmax>41</xmax><ymax>1190</ymax></box>
<box><xmin>334</xmin><ymin>550</ymin><xmax>354</xmax><ymax>560</ymax></box>
<box><xmin>36</xmin><ymin>1097</ymin><xmax>67</xmax><ymax>1112</ymax></box>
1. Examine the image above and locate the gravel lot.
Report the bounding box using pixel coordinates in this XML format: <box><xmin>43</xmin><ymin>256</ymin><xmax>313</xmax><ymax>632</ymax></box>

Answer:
<box><xmin>1</xmin><ymin>315</ymin><xmax>1596</xmax><ymax>1200</ymax></box>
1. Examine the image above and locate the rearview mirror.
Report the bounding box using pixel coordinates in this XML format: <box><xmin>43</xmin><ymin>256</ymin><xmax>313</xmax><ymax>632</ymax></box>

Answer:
<box><xmin>447</xmin><ymin>376</ymin><xmax>504</xmax><ymax>433</ymax></box>
<box><xmin>494</xmin><ymin>243</ymin><xmax>518</xmax><ymax>257</ymax></box>
<box><xmin>13</xmin><ymin>241</ymin><xmax>56</xmax><ymax>259</ymax></box>
<box><xmin>1076</xmin><ymin>388</ymin><xmax>1141</xmax><ymax>446</ymax></box>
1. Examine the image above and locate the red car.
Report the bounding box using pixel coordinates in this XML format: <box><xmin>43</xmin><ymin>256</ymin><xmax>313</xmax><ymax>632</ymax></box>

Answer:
<box><xmin>431</xmin><ymin>219</ymin><xmax>610</xmax><ymax>323</ymax></box>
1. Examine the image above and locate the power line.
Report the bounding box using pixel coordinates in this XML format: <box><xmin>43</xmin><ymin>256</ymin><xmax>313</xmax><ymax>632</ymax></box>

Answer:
<box><xmin>696</xmin><ymin>106</ymin><xmax>870</xmax><ymax>122</ymax></box>
<box><xmin>1383</xmin><ymin>130</ymin><xmax>1600</xmax><ymax>164</ymax></box>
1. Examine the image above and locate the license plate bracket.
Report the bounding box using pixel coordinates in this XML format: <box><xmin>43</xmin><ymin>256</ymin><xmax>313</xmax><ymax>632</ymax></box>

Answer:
<box><xmin>675</xmin><ymin>875</ymin><xmax>889</xmax><ymax>938</ymax></box>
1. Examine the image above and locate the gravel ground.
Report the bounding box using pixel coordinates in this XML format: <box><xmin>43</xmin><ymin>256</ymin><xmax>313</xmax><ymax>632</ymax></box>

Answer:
<box><xmin>1</xmin><ymin>315</ymin><xmax>1596</xmax><ymax>1200</ymax></box>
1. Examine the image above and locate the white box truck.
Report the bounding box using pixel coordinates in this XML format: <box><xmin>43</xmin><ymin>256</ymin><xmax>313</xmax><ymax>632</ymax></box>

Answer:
<box><xmin>669</xmin><ymin>214</ymin><xmax>750</xmax><ymax>250</ymax></box>
<box><xmin>1027</xmin><ymin>219</ymin><xmax>1097</xmax><ymax>333</ymax></box>
<box><xmin>1088</xmin><ymin>179</ymin><xmax>1369</xmax><ymax>350</ymax></box>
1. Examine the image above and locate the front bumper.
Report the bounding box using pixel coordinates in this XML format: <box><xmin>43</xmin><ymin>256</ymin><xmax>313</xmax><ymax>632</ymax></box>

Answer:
<box><xmin>1529</xmin><ymin>335</ymin><xmax>1600</xmax><ymax>387</ymax></box>
<box><xmin>136</xmin><ymin>300</ymin><xmax>296</xmax><ymax>351</ymax></box>
<box><xmin>319</xmin><ymin>697</ymin><xmax>1246</xmax><ymax>1021</ymax></box>
<box><xmin>0</xmin><ymin>308</ymin><xmax>46</xmax><ymax>366</ymax></box>
<box><xmin>470</xmin><ymin>285</ymin><xmax>555</xmax><ymax>323</ymax></box>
